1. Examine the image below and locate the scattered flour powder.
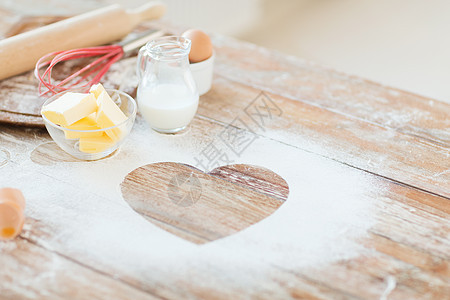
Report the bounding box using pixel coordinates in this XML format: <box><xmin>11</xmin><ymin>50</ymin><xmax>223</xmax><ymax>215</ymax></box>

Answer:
<box><xmin>0</xmin><ymin>111</ymin><xmax>385</xmax><ymax>295</ymax></box>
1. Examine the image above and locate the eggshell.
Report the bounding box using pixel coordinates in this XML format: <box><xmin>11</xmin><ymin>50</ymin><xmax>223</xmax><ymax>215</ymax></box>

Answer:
<box><xmin>0</xmin><ymin>188</ymin><xmax>25</xmax><ymax>209</ymax></box>
<box><xmin>0</xmin><ymin>187</ymin><xmax>25</xmax><ymax>240</ymax></box>
<box><xmin>182</xmin><ymin>29</ymin><xmax>213</xmax><ymax>63</ymax></box>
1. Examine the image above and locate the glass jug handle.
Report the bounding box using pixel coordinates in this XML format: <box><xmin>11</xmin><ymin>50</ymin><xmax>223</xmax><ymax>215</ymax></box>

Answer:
<box><xmin>136</xmin><ymin>46</ymin><xmax>148</xmax><ymax>81</ymax></box>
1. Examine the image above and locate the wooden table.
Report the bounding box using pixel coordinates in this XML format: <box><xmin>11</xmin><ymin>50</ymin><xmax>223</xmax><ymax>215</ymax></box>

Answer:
<box><xmin>0</xmin><ymin>2</ymin><xmax>449</xmax><ymax>300</ymax></box>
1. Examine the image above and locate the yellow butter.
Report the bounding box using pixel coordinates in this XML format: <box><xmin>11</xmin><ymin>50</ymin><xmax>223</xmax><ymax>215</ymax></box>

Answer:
<box><xmin>42</xmin><ymin>92</ymin><xmax>97</xmax><ymax>126</ymax></box>
<box><xmin>89</xmin><ymin>83</ymin><xmax>108</xmax><ymax>99</ymax></box>
<box><xmin>95</xmin><ymin>90</ymin><xmax>127</xmax><ymax>142</ymax></box>
<box><xmin>63</xmin><ymin>113</ymin><xmax>103</xmax><ymax>139</ymax></box>
<box><xmin>79</xmin><ymin>133</ymin><xmax>115</xmax><ymax>154</ymax></box>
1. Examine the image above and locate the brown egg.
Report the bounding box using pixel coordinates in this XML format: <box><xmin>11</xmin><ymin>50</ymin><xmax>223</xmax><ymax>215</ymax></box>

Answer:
<box><xmin>0</xmin><ymin>187</ymin><xmax>25</xmax><ymax>241</ymax></box>
<box><xmin>182</xmin><ymin>29</ymin><xmax>213</xmax><ymax>63</ymax></box>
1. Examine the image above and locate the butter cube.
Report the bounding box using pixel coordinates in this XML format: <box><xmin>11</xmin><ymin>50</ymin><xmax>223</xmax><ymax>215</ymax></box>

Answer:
<box><xmin>79</xmin><ymin>133</ymin><xmax>115</xmax><ymax>154</ymax></box>
<box><xmin>89</xmin><ymin>83</ymin><xmax>108</xmax><ymax>99</ymax></box>
<box><xmin>42</xmin><ymin>92</ymin><xmax>97</xmax><ymax>126</ymax></box>
<box><xmin>95</xmin><ymin>91</ymin><xmax>127</xmax><ymax>142</ymax></box>
<box><xmin>63</xmin><ymin>113</ymin><xmax>103</xmax><ymax>139</ymax></box>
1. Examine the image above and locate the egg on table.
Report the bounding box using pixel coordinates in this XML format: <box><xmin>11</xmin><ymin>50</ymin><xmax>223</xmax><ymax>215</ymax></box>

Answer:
<box><xmin>182</xmin><ymin>29</ymin><xmax>213</xmax><ymax>63</ymax></box>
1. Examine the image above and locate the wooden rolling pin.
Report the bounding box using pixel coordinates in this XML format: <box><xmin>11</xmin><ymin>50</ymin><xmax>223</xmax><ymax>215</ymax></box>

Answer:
<box><xmin>0</xmin><ymin>1</ymin><xmax>166</xmax><ymax>81</ymax></box>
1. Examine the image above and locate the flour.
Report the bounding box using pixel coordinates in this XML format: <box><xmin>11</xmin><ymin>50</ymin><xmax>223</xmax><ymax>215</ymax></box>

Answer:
<box><xmin>379</xmin><ymin>276</ymin><xmax>397</xmax><ymax>300</ymax></box>
<box><xmin>102</xmin><ymin>57</ymin><xmax>138</xmax><ymax>93</ymax></box>
<box><xmin>0</xmin><ymin>239</ymin><xmax>17</xmax><ymax>252</ymax></box>
<box><xmin>0</xmin><ymin>108</ymin><xmax>383</xmax><ymax>294</ymax></box>
<box><xmin>210</xmin><ymin>134</ymin><xmax>379</xmax><ymax>269</ymax></box>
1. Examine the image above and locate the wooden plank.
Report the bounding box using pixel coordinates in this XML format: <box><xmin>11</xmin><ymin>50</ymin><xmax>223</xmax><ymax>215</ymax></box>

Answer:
<box><xmin>0</xmin><ymin>236</ymin><xmax>158</xmax><ymax>300</ymax></box>
<box><xmin>0</xmin><ymin>111</ymin><xmax>43</xmax><ymax>128</ymax></box>
<box><xmin>2</xmin><ymin>44</ymin><xmax>447</xmax><ymax>203</ymax></box>
<box><xmin>210</xmin><ymin>34</ymin><xmax>450</xmax><ymax>148</ymax></box>
<box><xmin>0</xmin><ymin>115</ymin><xmax>448</xmax><ymax>299</ymax></box>
<box><xmin>289</xmin><ymin>251</ymin><xmax>450</xmax><ymax>300</ymax></box>
<box><xmin>121</xmin><ymin>162</ymin><xmax>287</xmax><ymax>244</ymax></box>
<box><xmin>365</xmin><ymin>232</ymin><xmax>450</xmax><ymax>278</ymax></box>
<box><xmin>0</xmin><ymin>5</ymin><xmax>448</xmax><ymax>299</ymax></box>
<box><xmin>1</xmin><ymin>17</ymin><xmax>447</xmax><ymax>202</ymax></box>
<box><xmin>209</xmin><ymin>164</ymin><xmax>289</xmax><ymax>202</ymax></box>
<box><xmin>197</xmin><ymin>76</ymin><xmax>450</xmax><ymax>198</ymax></box>
<box><xmin>0</xmin><ymin>72</ymin><xmax>44</xmax><ymax>116</ymax></box>
<box><xmin>0</xmin><ymin>157</ymin><xmax>359</xmax><ymax>300</ymax></box>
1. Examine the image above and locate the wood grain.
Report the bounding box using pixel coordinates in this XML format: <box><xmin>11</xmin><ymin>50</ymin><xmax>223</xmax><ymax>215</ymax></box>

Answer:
<box><xmin>210</xmin><ymin>35</ymin><xmax>450</xmax><ymax>148</ymax></box>
<box><xmin>0</xmin><ymin>236</ymin><xmax>158</xmax><ymax>300</ymax></box>
<box><xmin>0</xmin><ymin>111</ymin><xmax>43</xmax><ymax>128</ymax></box>
<box><xmin>209</xmin><ymin>164</ymin><xmax>289</xmax><ymax>202</ymax></box>
<box><xmin>0</xmin><ymin>2</ymin><xmax>449</xmax><ymax>299</ymax></box>
<box><xmin>121</xmin><ymin>162</ymin><xmax>288</xmax><ymax>244</ymax></box>
<box><xmin>2</xmin><ymin>21</ymin><xmax>448</xmax><ymax>201</ymax></box>
<box><xmin>0</xmin><ymin>114</ymin><xmax>449</xmax><ymax>299</ymax></box>
<box><xmin>197</xmin><ymin>75</ymin><xmax>450</xmax><ymax>199</ymax></box>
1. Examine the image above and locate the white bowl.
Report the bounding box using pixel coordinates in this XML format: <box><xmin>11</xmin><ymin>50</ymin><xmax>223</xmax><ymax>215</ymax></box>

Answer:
<box><xmin>190</xmin><ymin>52</ymin><xmax>215</xmax><ymax>96</ymax></box>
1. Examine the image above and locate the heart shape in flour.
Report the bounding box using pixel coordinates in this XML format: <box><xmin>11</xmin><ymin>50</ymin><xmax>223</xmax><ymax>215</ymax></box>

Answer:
<box><xmin>120</xmin><ymin>163</ymin><xmax>289</xmax><ymax>244</ymax></box>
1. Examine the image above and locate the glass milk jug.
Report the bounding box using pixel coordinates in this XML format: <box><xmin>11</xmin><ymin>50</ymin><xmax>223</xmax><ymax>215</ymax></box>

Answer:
<box><xmin>136</xmin><ymin>36</ymin><xmax>199</xmax><ymax>133</ymax></box>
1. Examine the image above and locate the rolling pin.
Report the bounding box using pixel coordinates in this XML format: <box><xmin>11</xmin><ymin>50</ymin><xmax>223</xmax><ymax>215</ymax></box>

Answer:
<box><xmin>0</xmin><ymin>1</ymin><xmax>166</xmax><ymax>81</ymax></box>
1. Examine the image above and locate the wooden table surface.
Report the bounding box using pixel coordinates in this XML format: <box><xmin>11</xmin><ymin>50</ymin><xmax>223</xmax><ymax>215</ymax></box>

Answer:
<box><xmin>0</xmin><ymin>2</ymin><xmax>449</xmax><ymax>300</ymax></box>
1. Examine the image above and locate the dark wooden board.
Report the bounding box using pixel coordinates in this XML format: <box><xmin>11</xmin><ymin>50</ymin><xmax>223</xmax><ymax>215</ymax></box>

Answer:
<box><xmin>0</xmin><ymin>17</ymin><xmax>157</xmax><ymax>128</ymax></box>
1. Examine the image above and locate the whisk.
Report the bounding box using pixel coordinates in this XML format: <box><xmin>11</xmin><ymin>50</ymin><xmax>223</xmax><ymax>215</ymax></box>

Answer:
<box><xmin>34</xmin><ymin>29</ymin><xmax>163</xmax><ymax>96</ymax></box>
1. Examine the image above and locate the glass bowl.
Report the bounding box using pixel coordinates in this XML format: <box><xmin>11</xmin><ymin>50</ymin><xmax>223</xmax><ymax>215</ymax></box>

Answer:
<box><xmin>41</xmin><ymin>89</ymin><xmax>137</xmax><ymax>161</ymax></box>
